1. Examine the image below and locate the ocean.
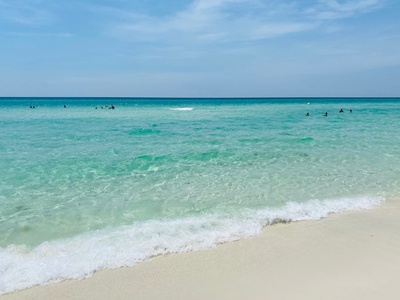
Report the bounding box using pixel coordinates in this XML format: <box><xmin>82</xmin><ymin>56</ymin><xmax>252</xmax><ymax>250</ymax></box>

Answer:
<box><xmin>1</xmin><ymin>98</ymin><xmax>399</xmax><ymax>294</ymax></box>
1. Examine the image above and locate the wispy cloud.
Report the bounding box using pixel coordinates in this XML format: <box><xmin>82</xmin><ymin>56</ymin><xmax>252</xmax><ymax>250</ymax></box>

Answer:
<box><xmin>0</xmin><ymin>0</ymin><xmax>397</xmax><ymax>97</ymax></box>
<box><xmin>3</xmin><ymin>32</ymin><xmax>73</xmax><ymax>37</ymax></box>
<box><xmin>102</xmin><ymin>0</ymin><xmax>312</xmax><ymax>45</ymax></box>
<box><xmin>0</xmin><ymin>0</ymin><xmax>55</xmax><ymax>26</ymax></box>
<box><xmin>305</xmin><ymin>0</ymin><xmax>383</xmax><ymax>20</ymax></box>
<box><xmin>99</xmin><ymin>0</ymin><xmax>384</xmax><ymax>47</ymax></box>
<box><xmin>251</xmin><ymin>22</ymin><xmax>314</xmax><ymax>39</ymax></box>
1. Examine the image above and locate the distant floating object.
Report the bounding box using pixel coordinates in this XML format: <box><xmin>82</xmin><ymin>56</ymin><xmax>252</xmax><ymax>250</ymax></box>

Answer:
<box><xmin>307</xmin><ymin>102</ymin><xmax>311</xmax><ymax>105</ymax></box>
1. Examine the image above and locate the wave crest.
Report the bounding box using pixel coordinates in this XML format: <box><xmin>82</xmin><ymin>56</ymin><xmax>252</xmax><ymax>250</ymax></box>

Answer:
<box><xmin>0</xmin><ymin>196</ymin><xmax>382</xmax><ymax>295</ymax></box>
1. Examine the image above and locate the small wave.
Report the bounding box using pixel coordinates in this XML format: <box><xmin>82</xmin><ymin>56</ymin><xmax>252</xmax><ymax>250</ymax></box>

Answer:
<box><xmin>170</xmin><ymin>107</ymin><xmax>193</xmax><ymax>111</ymax></box>
<box><xmin>0</xmin><ymin>196</ymin><xmax>382</xmax><ymax>295</ymax></box>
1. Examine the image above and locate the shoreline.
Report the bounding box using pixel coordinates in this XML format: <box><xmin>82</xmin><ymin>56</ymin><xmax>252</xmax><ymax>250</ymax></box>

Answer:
<box><xmin>4</xmin><ymin>199</ymin><xmax>400</xmax><ymax>300</ymax></box>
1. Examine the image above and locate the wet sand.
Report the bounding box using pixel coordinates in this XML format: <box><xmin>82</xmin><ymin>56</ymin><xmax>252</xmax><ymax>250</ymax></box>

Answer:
<box><xmin>4</xmin><ymin>199</ymin><xmax>400</xmax><ymax>300</ymax></box>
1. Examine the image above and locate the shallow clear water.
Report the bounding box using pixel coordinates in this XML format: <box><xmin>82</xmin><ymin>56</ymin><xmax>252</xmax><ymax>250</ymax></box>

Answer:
<box><xmin>0</xmin><ymin>98</ymin><xmax>399</xmax><ymax>293</ymax></box>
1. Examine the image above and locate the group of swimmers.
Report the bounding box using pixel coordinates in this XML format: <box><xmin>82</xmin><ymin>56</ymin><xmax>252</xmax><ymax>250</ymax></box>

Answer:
<box><xmin>29</xmin><ymin>104</ymin><xmax>116</xmax><ymax>109</ymax></box>
<box><xmin>306</xmin><ymin>108</ymin><xmax>352</xmax><ymax>117</ymax></box>
<box><xmin>28</xmin><ymin>104</ymin><xmax>351</xmax><ymax>116</ymax></box>
<box><xmin>95</xmin><ymin>104</ymin><xmax>115</xmax><ymax>109</ymax></box>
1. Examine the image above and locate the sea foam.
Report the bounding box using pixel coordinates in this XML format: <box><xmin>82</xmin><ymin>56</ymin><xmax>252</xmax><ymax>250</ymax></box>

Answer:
<box><xmin>0</xmin><ymin>196</ymin><xmax>382</xmax><ymax>295</ymax></box>
<box><xmin>170</xmin><ymin>107</ymin><xmax>193</xmax><ymax>111</ymax></box>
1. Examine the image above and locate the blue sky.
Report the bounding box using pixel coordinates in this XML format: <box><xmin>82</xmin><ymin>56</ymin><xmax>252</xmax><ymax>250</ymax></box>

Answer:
<box><xmin>0</xmin><ymin>0</ymin><xmax>399</xmax><ymax>97</ymax></box>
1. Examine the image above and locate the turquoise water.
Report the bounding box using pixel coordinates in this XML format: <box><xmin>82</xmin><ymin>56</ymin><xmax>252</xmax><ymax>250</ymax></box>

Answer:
<box><xmin>1</xmin><ymin>98</ymin><xmax>399</xmax><ymax>293</ymax></box>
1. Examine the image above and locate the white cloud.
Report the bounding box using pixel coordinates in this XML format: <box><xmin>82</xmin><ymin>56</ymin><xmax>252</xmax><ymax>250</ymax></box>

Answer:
<box><xmin>251</xmin><ymin>22</ymin><xmax>314</xmax><ymax>39</ymax></box>
<box><xmin>101</xmin><ymin>0</ymin><xmax>384</xmax><ymax>47</ymax></box>
<box><xmin>104</xmin><ymin>0</ymin><xmax>315</xmax><ymax>45</ymax></box>
<box><xmin>0</xmin><ymin>0</ymin><xmax>56</xmax><ymax>26</ymax></box>
<box><xmin>1</xmin><ymin>0</ymin><xmax>397</xmax><ymax>97</ymax></box>
<box><xmin>305</xmin><ymin>0</ymin><xmax>382</xmax><ymax>20</ymax></box>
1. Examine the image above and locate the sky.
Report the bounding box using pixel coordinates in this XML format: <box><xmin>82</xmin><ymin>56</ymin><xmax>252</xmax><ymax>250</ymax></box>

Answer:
<box><xmin>0</xmin><ymin>0</ymin><xmax>399</xmax><ymax>97</ymax></box>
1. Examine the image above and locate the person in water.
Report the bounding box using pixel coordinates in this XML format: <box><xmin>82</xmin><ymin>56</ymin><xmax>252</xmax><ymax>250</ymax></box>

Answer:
<box><xmin>339</xmin><ymin>108</ymin><xmax>344</xmax><ymax>113</ymax></box>
<box><xmin>306</xmin><ymin>112</ymin><xmax>310</xmax><ymax>116</ymax></box>
<box><xmin>323</xmin><ymin>112</ymin><xmax>328</xmax><ymax>116</ymax></box>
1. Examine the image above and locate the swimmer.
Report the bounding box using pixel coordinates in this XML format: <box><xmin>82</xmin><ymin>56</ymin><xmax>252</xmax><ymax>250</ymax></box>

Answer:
<box><xmin>323</xmin><ymin>112</ymin><xmax>328</xmax><ymax>116</ymax></box>
<box><xmin>350</xmin><ymin>109</ymin><xmax>352</xmax><ymax>113</ymax></box>
<box><xmin>64</xmin><ymin>105</ymin><xmax>67</xmax><ymax>108</ymax></box>
<box><xmin>306</xmin><ymin>112</ymin><xmax>310</xmax><ymax>116</ymax></box>
<box><xmin>339</xmin><ymin>108</ymin><xmax>344</xmax><ymax>113</ymax></box>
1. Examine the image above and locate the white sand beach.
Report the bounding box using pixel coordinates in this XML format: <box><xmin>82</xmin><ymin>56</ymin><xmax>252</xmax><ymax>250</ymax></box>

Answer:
<box><xmin>4</xmin><ymin>199</ymin><xmax>400</xmax><ymax>300</ymax></box>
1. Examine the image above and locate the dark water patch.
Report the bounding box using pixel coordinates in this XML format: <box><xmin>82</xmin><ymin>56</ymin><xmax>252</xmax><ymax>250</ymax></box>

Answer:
<box><xmin>127</xmin><ymin>128</ymin><xmax>161</xmax><ymax>135</ymax></box>
<box><xmin>15</xmin><ymin>205</ymin><xmax>29</xmax><ymax>212</ymax></box>
<box><xmin>125</xmin><ymin>149</ymin><xmax>237</xmax><ymax>169</ymax></box>
<box><xmin>21</xmin><ymin>225</ymin><xmax>32</xmax><ymax>232</ymax></box>
<box><xmin>279</xmin><ymin>131</ymin><xmax>294</xmax><ymax>136</ymax></box>
<box><xmin>243</xmin><ymin>151</ymin><xmax>284</xmax><ymax>163</ymax></box>
<box><xmin>296</xmin><ymin>152</ymin><xmax>310</xmax><ymax>158</ymax></box>
<box><xmin>239</xmin><ymin>138</ymin><xmax>262</xmax><ymax>143</ymax></box>
<box><xmin>298</xmin><ymin>137</ymin><xmax>314</xmax><ymax>142</ymax></box>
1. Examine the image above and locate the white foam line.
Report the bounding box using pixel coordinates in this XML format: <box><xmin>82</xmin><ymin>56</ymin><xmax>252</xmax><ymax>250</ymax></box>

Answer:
<box><xmin>0</xmin><ymin>196</ymin><xmax>382</xmax><ymax>295</ymax></box>
<box><xmin>170</xmin><ymin>107</ymin><xmax>193</xmax><ymax>111</ymax></box>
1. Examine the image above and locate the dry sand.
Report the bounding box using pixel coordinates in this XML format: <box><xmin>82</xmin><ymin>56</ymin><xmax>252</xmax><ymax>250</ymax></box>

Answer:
<box><xmin>4</xmin><ymin>199</ymin><xmax>400</xmax><ymax>300</ymax></box>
